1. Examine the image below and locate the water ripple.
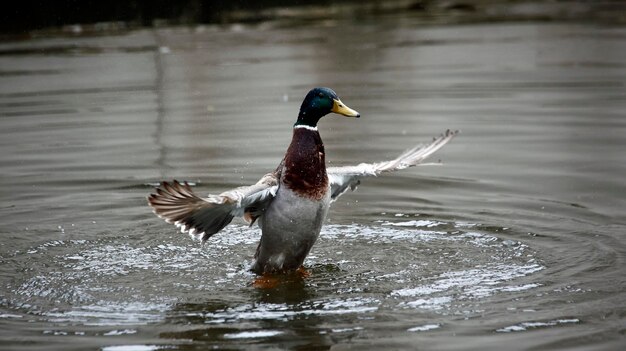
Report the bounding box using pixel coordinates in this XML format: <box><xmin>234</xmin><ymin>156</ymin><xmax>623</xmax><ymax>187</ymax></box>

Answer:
<box><xmin>2</xmin><ymin>222</ymin><xmax>547</xmax><ymax>328</ymax></box>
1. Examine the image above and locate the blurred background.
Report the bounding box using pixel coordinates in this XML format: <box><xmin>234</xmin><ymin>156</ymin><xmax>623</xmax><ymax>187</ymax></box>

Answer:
<box><xmin>2</xmin><ymin>0</ymin><xmax>625</xmax><ymax>34</ymax></box>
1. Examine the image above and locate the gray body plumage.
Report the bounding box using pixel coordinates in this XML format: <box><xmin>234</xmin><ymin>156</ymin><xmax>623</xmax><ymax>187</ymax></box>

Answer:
<box><xmin>252</xmin><ymin>184</ymin><xmax>330</xmax><ymax>274</ymax></box>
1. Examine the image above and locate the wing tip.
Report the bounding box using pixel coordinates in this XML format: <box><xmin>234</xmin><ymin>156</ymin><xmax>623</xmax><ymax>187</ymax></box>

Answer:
<box><xmin>445</xmin><ymin>129</ymin><xmax>460</xmax><ymax>137</ymax></box>
<box><xmin>147</xmin><ymin>179</ymin><xmax>237</xmax><ymax>243</ymax></box>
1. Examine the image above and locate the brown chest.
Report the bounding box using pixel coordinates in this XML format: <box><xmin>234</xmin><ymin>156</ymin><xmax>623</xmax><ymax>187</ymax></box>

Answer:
<box><xmin>282</xmin><ymin>128</ymin><xmax>329</xmax><ymax>201</ymax></box>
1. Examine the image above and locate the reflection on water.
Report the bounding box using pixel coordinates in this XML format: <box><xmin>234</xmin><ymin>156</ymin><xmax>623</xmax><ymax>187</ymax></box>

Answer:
<box><xmin>1</xmin><ymin>13</ymin><xmax>625</xmax><ymax>351</ymax></box>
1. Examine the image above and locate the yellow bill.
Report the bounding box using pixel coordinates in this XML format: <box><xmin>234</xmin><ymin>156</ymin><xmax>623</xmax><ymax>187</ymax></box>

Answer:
<box><xmin>332</xmin><ymin>99</ymin><xmax>360</xmax><ymax>118</ymax></box>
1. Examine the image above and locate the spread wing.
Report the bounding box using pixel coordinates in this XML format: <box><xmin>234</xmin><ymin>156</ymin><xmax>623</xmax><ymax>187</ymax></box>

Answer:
<box><xmin>147</xmin><ymin>172</ymin><xmax>278</xmax><ymax>241</ymax></box>
<box><xmin>327</xmin><ymin>129</ymin><xmax>458</xmax><ymax>201</ymax></box>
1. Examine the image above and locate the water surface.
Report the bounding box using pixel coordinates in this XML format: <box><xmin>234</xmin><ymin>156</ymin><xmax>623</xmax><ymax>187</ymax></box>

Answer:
<box><xmin>0</xmin><ymin>16</ymin><xmax>625</xmax><ymax>350</ymax></box>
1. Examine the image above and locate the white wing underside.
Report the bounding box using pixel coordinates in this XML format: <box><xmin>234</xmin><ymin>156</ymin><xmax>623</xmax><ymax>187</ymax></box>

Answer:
<box><xmin>148</xmin><ymin>129</ymin><xmax>457</xmax><ymax>241</ymax></box>
<box><xmin>327</xmin><ymin>129</ymin><xmax>458</xmax><ymax>201</ymax></box>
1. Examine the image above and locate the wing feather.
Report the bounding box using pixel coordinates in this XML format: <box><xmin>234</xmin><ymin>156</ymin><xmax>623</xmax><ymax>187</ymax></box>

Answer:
<box><xmin>147</xmin><ymin>172</ymin><xmax>278</xmax><ymax>241</ymax></box>
<box><xmin>327</xmin><ymin>129</ymin><xmax>458</xmax><ymax>201</ymax></box>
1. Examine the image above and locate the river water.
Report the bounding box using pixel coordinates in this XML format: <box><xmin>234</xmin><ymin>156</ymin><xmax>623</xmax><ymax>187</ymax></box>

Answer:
<box><xmin>0</xmin><ymin>15</ymin><xmax>624</xmax><ymax>351</ymax></box>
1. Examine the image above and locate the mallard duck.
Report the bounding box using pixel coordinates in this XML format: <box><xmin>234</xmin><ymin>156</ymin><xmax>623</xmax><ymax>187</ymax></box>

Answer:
<box><xmin>148</xmin><ymin>87</ymin><xmax>457</xmax><ymax>275</ymax></box>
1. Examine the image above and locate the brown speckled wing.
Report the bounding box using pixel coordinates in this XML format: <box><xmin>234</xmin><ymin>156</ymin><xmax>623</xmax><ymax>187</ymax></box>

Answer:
<box><xmin>148</xmin><ymin>173</ymin><xmax>278</xmax><ymax>241</ymax></box>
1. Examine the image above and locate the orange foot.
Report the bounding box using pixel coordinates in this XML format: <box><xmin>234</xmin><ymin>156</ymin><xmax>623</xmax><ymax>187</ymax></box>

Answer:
<box><xmin>252</xmin><ymin>266</ymin><xmax>311</xmax><ymax>289</ymax></box>
<box><xmin>296</xmin><ymin>266</ymin><xmax>311</xmax><ymax>278</ymax></box>
<box><xmin>252</xmin><ymin>274</ymin><xmax>281</xmax><ymax>289</ymax></box>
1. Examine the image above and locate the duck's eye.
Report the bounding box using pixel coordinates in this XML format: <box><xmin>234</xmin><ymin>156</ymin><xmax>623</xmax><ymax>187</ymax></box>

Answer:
<box><xmin>318</xmin><ymin>92</ymin><xmax>324</xmax><ymax>98</ymax></box>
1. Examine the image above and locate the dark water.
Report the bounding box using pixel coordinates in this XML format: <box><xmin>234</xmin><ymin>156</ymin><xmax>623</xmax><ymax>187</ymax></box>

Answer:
<box><xmin>1</xmin><ymin>16</ymin><xmax>625</xmax><ymax>351</ymax></box>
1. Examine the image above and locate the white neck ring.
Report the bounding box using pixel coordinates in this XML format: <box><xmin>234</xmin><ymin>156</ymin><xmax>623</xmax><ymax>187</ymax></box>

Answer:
<box><xmin>294</xmin><ymin>125</ymin><xmax>318</xmax><ymax>131</ymax></box>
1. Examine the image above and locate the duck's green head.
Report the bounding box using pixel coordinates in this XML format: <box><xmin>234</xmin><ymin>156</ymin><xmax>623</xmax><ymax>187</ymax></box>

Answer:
<box><xmin>295</xmin><ymin>87</ymin><xmax>360</xmax><ymax>127</ymax></box>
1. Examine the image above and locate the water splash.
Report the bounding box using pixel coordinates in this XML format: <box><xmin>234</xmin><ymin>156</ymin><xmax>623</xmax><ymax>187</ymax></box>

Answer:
<box><xmin>4</xmin><ymin>222</ymin><xmax>544</xmax><ymax>326</ymax></box>
<box><xmin>496</xmin><ymin>319</ymin><xmax>580</xmax><ymax>333</ymax></box>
